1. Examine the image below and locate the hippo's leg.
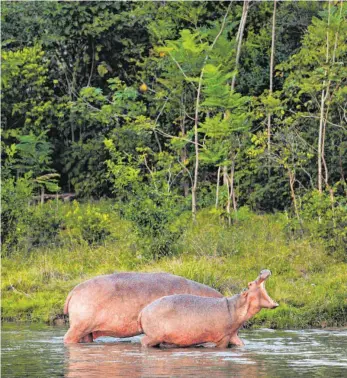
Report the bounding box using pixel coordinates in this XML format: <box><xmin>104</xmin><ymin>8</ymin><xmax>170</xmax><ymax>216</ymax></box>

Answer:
<box><xmin>64</xmin><ymin>327</ymin><xmax>84</xmax><ymax>344</ymax></box>
<box><xmin>79</xmin><ymin>333</ymin><xmax>93</xmax><ymax>343</ymax></box>
<box><xmin>215</xmin><ymin>335</ymin><xmax>231</xmax><ymax>349</ymax></box>
<box><xmin>64</xmin><ymin>326</ymin><xmax>92</xmax><ymax>344</ymax></box>
<box><xmin>141</xmin><ymin>335</ymin><xmax>161</xmax><ymax>348</ymax></box>
<box><xmin>229</xmin><ymin>334</ymin><xmax>244</xmax><ymax>347</ymax></box>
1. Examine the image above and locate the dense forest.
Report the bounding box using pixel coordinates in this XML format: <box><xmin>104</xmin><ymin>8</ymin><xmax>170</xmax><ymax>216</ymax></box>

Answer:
<box><xmin>1</xmin><ymin>1</ymin><xmax>347</xmax><ymax>327</ymax></box>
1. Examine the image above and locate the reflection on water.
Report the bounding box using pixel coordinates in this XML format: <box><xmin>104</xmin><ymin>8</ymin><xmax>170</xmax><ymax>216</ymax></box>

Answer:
<box><xmin>2</xmin><ymin>323</ymin><xmax>347</xmax><ymax>377</ymax></box>
<box><xmin>65</xmin><ymin>341</ymin><xmax>265</xmax><ymax>377</ymax></box>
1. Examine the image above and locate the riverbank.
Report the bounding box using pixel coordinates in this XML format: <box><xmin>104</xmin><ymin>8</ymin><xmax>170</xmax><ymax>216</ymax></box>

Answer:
<box><xmin>2</xmin><ymin>209</ymin><xmax>347</xmax><ymax>328</ymax></box>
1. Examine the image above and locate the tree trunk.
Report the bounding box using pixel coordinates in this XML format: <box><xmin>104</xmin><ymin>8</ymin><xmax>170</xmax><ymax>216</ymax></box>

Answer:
<box><xmin>192</xmin><ymin>68</ymin><xmax>204</xmax><ymax>222</ymax></box>
<box><xmin>215</xmin><ymin>166</ymin><xmax>221</xmax><ymax>209</ymax></box>
<box><xmin>319</xmin><ymin>0</ymin><xmax>341</xmax><ymax>192</ymax></box>
<box><xmin>70</xmin><ymin>58</ymin><xmax>79</xmax><ymax>144</ymax></box>
<box><xmin>154</xmin><ymin>130</ymin><xmax>162</xmax><ymax>153</ymax></box>
<box><xmin>222</xmin><ymin>166</ymin><xmax>228</xmax><ymax>186</ymax></box>
<box><xmin>226</xmin><ymin>159</ymin><xmax>236</xmax><ymax>225</ymax></box>
<box><xmin>182</xmin><ymin>144</ymin><xmax>189</xmax><ymax>197</ymax></box>
<box><xmin>321</xmin><ymin>116</ymin><xmax>329</xmax><ymax>186</ymax></box>
<box><xmin>267</xmin><ymin>0</ymin><xmax>276</xmax><ymax>155</ymax></box>
<box><xmin>191</xmin><ymin>4</ymin><xmax>231</xmax><ymax>221</ymax></box>
<box><xmin>180</xmin><ymin>106</ymin><xmax>189</xmax><ymax>197</ymax></box>
<box><xmin>288</xmin><ymin>170</ymin><xmax>299</xmax><ymax>220</ymax></box>
<box><xmin>222</xmin><ymin>1</ymin><xmax>250</xmax><ymax>211</ymax></box>
<box><xmin>230</xmin><ymin>161</ymin><xmax>237</xmax><ymax>212</ymax></box>
<box><xmin>222</xmin><ymin>0</ymin><xmax>250</xmax><ymax>215</ymax></box>
<box><xmin>318</xmin><ymin>1</ymin><xmax>332</xmax><ymax>193</ymax></box>
<box><xmin>226</xmin><ymin>174</ymin><xmax>231</xmax><ymax>225</ymax></box>
<box><xmin>40</xmin><ymin>186</ymin><xmax>45</xmax><ymax>205</ymax></box>
<box><xmin>231</xmin><ymin>0</ymin><xmax>250</xmax><ymax>91</ymax></box>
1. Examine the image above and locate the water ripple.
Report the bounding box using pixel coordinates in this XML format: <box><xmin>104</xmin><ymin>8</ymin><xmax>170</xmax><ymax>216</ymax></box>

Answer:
<box><xmin>2</xmin><ymin>324</ymin><xmax>347</xmax><ymax>377</ymax></box>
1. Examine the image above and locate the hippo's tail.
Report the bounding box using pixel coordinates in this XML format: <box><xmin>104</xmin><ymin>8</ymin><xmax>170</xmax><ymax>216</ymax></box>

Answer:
<box><xmin>137</xmin><ymin>311</ymin><xmax>144</xmax><ymax>334</ymax></box>
<box><xmin>63</xmin><ymin>291</ymin><xmax>73</xmax><ymax>315</ymax></box>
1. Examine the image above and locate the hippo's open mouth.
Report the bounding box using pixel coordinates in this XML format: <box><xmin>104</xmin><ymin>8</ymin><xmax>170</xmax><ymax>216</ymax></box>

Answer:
<box><xmin>257</xmin><ymin>269</ymin><xmax>279</xmax><ymax>309</ymax></box>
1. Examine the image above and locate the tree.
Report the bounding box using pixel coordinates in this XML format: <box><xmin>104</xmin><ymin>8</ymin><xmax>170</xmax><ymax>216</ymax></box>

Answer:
<box><xmin>267</xmin><ymin>0</ymin><xmax>277</xmax><ymax>155</ymax></box>
<box><xmin>151</xmin><ymin>3</ymin><xmax>233</xmax><ymax>220</ymax></box>
<box><xmin>280</xmin><ymin>1</ymin><xmax>347</xmax><ymax>193</ymax></box>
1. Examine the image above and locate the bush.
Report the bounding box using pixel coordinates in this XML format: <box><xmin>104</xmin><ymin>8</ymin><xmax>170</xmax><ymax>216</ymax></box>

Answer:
<box><xmin>2</xmin><ymin>176</ymin><xmax>64</xmax><ymax>253</ymax></box>
<box><xmin>23</xmin><ymin>203</ymin><xmax>64</xmax><ymax>250</ymax></box>
<box><xmin>63</xmin><ymin>201</ymin><xmax>114</xmax><ymax>246</ymax></box>
<box><xmin>299</xmin><ymin>190</ymin><xmax>347</xmax><ymax>259</ymax></box>
<box><xmin>2</xmin><ymin>189</ymin><xmax>129</xmax><ymax>252</ymax></box>
<box><xmin>1</xmin><ymin>176</ymin><xmax>33</xmax><ymax>254</ymax></box>
<box><xmin>173</xmin><ymin>207</ymin><xmax>289</xmax><ymax>259</ymax></box>
<box><xmin>118</xmin><ymin>190</ymin><xmax>188</xmax><ymax>259</ymax></box>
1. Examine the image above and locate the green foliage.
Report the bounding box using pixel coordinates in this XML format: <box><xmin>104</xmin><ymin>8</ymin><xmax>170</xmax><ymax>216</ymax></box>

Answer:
<box><xmin>3</xmin><ymin>132</ymin><xmax>60</xmax><ymax>198</ymax></box>
<box><xmin>2</xmin><ymin>45</ymin><xmax>57</xmax><ymax>139</ymax></box>
<box><xmin>299</xmin><ymin>191</ymin><xmax>347</xmax><ymax>258</ymax></box>
<box><xmin>1</xmin><ymin>175</ymin><xmax>33</xmax><ymax>253</ymax></box>
<box><xmin>26</xmin><ymin>204</ymin><xmax>64</xmax><ymax>250</ymax></box>
<box><xmin>2</xmin><ymin>0</ymin><xmax>346</xmax><ymax>216</ymax></box>
<box><xmin>2</xmin><ymin>207</ymin><xmax>346</xmax><ymax>328</ymax></box>
<box><xmin>280</xmin><ymin>4</ymin><xmax>347</xmax><ymax>99</ymax></box>
<box><xmin>63</xmin><ymin>201</ymin><xmax>114</xmax><ymax>246</ymax></box>
<box><xmin>119</xmin><ymin>191</ymin><xmax>187</xmax><ymax>259</ymax></box>
<box><xmin>1</xmin><ymin>198</ymin><xmax>134</xmax><ymax>253</ymax></box>
<box><xmin>104</xmin><ymin>138</ymin><xmax>142</xmax><ymax>200</ymax></box>
<box><xmin>13</xmin><ymin>133</ymin><xmax>55</xmax><ymax>173</ymax></box>
<box><xmin>1</xmin><ymin>3</ymin><xmax>345</xmax><ymax>218</ymax></box>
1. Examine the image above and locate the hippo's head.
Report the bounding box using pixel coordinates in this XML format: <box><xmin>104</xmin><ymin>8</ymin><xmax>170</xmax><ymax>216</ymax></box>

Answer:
<box><xmin>241</xmin><ymin>269</ymin><xmax>278</xmax><ymax>317</ymax></box>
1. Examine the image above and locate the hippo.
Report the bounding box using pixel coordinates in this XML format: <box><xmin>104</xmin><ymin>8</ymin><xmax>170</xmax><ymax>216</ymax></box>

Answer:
<box><xmin>138</xmin><ymin>269</ymin><xmax>278</xmax><ymax>348</ymax></box>
<box><xmin>63</xmin><ymin>272</ymin><xmax>223</xmax><ymax>343</ymax></box>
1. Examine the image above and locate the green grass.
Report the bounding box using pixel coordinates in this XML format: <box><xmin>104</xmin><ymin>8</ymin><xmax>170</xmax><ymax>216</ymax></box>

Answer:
<box><xmin>2</xmin><ymin>209</ymin><xmax>347</xmax><ymax>328</ymax></box>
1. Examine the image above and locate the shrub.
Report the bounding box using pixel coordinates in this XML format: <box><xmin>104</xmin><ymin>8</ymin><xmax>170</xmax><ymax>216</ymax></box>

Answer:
<box><xmin>63</xmin><ymin>201</ymin><xmax>114</xmax><ymax>246</ymax></box>
<box><xmin>118</xmin><ymin>191</ymin><xmax>188</xmax><ymax>259</ymax></box>
<box><xmin>2</xmin><ymin>190</ymin><xmax>126</xmax><ymax>252</ymax></box>
<box><xmin>1</xmin><ymin>176</ymin><xmax>33</xmax><ymax>254</ymax></box>
<box><xmin>299</xmin><ymin>190</ymin><xmax>347</xmax><ymax>259</ymax></box>
<box><xmin>27</xmin><ymin>203</ymin><xmax>64</xmax><ymax>249</ymax></box>
<box><xmin>2</xmin><ymin>176</ymin><xmax>64</xmax><ymax>253</ymax></box>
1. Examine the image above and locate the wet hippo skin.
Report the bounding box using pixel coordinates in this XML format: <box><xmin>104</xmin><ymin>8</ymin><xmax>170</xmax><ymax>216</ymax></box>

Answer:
<box><xmin>139</xmin><ymin>269</ymin><xmax>278</xmax><ymax>348</ymax></box>
<box><xmin>63</xmin><ymin>272</ymin><xmax>223</xmax><ymax>343</ymax></box>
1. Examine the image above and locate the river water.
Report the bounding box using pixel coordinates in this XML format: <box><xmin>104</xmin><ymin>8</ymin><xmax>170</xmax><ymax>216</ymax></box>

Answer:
<box><xmin>2</xmin><ymin>323</ymin><xmax>347</xmax><ymax>377</ymax></box>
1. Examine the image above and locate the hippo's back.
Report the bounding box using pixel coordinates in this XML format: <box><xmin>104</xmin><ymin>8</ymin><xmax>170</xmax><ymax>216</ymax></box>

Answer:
<box><xmin>67</xmin><ymin>272</ymin><xmax>221</xmax><ymax>304</ymax></box>
<box><xmin>112</xmin><ymin>271</ymin><xmax>222</xmax><ymax>297</ymax></box>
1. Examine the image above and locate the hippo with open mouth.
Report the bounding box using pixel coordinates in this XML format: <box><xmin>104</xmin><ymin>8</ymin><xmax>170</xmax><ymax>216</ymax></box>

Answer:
<box><xmin>138</xmin><ymin>269</ymin><xmax>278</xmax><ymax>348</ymax></box>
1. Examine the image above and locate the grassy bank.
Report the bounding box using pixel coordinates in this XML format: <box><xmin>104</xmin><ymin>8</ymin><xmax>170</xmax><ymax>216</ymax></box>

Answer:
<box><xmin>2</xmin><ymin>208</ymin><xmax>347</xmax><ymax>328</ymax></box>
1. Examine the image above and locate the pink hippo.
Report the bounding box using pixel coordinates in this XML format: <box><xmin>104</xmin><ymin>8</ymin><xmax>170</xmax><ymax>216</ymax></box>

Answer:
<box><xmin>138</xmin><ymin>269</ymin><xmax>278</xmax><ymax>348</ymax></box>
<box><xmin>63</xmin><ymin>272</ymin><xmax>222</xmax><ymax>343</ymax></box>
